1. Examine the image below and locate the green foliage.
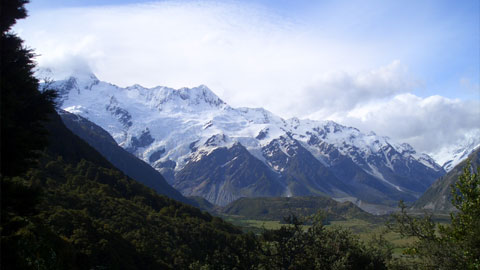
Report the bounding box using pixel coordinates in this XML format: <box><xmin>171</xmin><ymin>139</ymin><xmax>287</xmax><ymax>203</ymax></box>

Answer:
<box><xmin>1</xmin><ymin>176</ymin><xmax>77</xmax><ymax>270</ymax></box>
<box><xmin>447</xmin><ymin>162</ymin><xmax>480</xmax><ymax>269</ymax></box>
<box><xmin>259</xmin><ymin>214</ymin><xmax>389</xmax><ymax>270</ymax></box>
<box><xmin>388</xmin><ymin>161</ymin><xmax>480</xmax><ymax>270</ymax></box>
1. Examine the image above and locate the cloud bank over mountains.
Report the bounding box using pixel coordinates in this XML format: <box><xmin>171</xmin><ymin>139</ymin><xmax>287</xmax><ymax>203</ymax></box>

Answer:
<box><xmin>15</xmin><ymin>0</ymin><xmax>479</xmax><ymax>156</ymax></box>
<box><xmin>336</xmin><ymin>94</ymin><xmax>479</xmax><ymax>155</ymax></box>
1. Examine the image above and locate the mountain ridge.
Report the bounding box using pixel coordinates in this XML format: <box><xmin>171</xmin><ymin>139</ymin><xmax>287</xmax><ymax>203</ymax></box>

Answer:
<box><xmin>49</xmin><ymin>72</ymin><xmax>445</xmax><ymax>207</ymax></box>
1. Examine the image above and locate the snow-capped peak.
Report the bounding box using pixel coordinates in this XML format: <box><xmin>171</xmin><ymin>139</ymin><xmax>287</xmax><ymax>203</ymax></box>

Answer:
<box><xmin>123</xmin><ymin>84</ymin><xmax>229</xmax><ymax>113</ymax></box>
<box><xmin>430</xmin><ymin>130</ymin><xmax>480</xmax><ymax>171</ymax></box>
<box><xmin>36</xmin><ymin>65</ymin><xmax>98</xmax><ymax>85</ymax></box>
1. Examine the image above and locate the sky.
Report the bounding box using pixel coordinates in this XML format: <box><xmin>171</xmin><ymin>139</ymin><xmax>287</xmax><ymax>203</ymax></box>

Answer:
<box><xmin>14</xmin><ymin>0</ymin><xmax>480</xmax><ymax>159</ymax></box>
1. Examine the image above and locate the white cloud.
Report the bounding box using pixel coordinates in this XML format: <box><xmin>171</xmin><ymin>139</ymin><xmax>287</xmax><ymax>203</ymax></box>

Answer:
<box><xmin>332</xmin><ymin>94</ymin><xmax>480</xmax><ymax>154</ymax></box>
<box><xmin>15</xmin><ymin>1</ymin><xmax>387</xmax><ymax>109</ymax></box>
<box><xmin>14</xmin><ymin>0</ymin><xmax>479</xmax><ymax>159</ymax></box>
<box><xmin>300</xmin><ymin>60</ymin><xmax>418</xmax><ymax>118</ymax></box>
<box><xmin>302</xmin><ymin>63</ymin><xmax>480</xmax><ymax>156</ymax></box>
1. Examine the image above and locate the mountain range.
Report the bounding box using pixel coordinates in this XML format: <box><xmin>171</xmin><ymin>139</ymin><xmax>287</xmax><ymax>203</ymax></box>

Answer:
<box><xmin>49</xmin><ymin>71</ymin><xmax>447</xmax><ymax>207</ymax></box>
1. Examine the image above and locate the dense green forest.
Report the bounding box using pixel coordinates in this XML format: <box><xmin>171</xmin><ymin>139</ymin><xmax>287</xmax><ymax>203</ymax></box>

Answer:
<box><xmin>1</xmin><ymin>1</ymin><xmax>479</xmax><ymax>269</ymax></box>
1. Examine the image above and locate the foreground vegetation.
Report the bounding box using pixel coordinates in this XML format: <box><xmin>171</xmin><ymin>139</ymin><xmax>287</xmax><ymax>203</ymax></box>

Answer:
<box><xmin>387</xmin><ymin>162</ymin><xmax>480</xmax><ymax>270</ymax></box>
<box><xmin>224</xmin><ymin>216</ymin><xmax>429</xmax><ymax>258</ymax></box>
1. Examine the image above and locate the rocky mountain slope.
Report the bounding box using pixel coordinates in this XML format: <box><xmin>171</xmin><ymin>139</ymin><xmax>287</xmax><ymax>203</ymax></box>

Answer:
<box><xmin>49</xmin><ymin>71</ymin><xmax>445</xmax><ymax>206</ymax></box>
<box><xmin>413</xmin><ymin>148</ymin><xmax>480</xmax><ymax>211</ymax></box>
<box><xmin>59</xmin><ymin>109</ymin><xmax>189</xmax><ymax>203</ymax></box>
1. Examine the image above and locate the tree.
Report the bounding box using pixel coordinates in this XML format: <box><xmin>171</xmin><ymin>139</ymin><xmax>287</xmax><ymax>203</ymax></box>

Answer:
<box><xmin>446</xmin><ymin>161</ymin><xmax>480</xmax><ymax>269</ymax></box>
<box><xmin>1</xmin><ymin>1</ymin><xmax>64</xmax><ymax>268</ymax></box>
<box><xmin>388</xmin><ymin>161</ymin><xmax>480</xmax><ymax>270</ymax></box>
<box><xmin>1</xmin><ymin>0</ymin><xmax>57</xmax><ymax>177</ymax></box>
<box><xmin>1</xmin><ymin>0</ymin><xmax>28</xmax><ymax>33</ymax></box>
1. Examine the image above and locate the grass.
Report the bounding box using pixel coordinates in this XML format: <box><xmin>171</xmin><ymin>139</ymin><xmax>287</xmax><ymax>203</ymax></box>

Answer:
<box><xmin>222</xmin><ymin>215</ymin><xmax>286</xmax><ymax>233</ymax></box>
<box><xmin>327</xmin><ymin>219</ymin><xmax>416</xmax><ymax>256</ymax></box>
<box><xmin>223</xmin><ymin>214</ymin><xmax>432</xmax><ymax>256</ymax></box>
<box><xmin>223</xmin><ymin>211</ymin><xmax>452</xmax><ymax>257</ymax></box>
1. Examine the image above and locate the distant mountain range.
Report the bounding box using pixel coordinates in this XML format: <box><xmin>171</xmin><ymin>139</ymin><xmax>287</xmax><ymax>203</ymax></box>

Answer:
<box><xmin>49</xmin><ymin>71</ymin><xmax>446</xmax><ymax>207</ymax></box>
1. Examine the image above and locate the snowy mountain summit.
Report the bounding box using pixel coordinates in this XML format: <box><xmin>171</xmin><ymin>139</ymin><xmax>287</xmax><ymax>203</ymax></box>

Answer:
<box><xmin>429</xmin><ymin>132</ymin><xmax>480</xmax><ymax>172</ymax></box>
<box><xmin>51</xmin><ymin>72</ymin><xmax>445</xmax><ymax>207</ymax></box>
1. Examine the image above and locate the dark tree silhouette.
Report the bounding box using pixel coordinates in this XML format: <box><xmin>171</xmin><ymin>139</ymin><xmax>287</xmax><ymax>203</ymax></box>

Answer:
<box><xmin>1</xmin><ymin>0</ymin><xmax>28</xmax><ymax>33</ymax></box>
<box><xmin>1</xmin><ymin>0</ymin><xmax>57</xmax><ymax>177</ymax></box>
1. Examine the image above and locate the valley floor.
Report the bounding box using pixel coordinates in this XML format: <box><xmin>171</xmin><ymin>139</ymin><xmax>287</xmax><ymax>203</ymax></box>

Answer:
<box><xmin>222</xmin><ymin>213</ymin><xmax>451</xmax><ymax>257</ymax></box>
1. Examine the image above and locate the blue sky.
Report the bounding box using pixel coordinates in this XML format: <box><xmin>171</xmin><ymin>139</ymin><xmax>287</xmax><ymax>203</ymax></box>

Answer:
<box><xmin>16</xmin><ymin>0</ymin><xmax>480</xmax><ymax>155</ymax></box>
<box><xmin>25</xmin><ymin>0</ymin><xmax>479</xmax><ymax>100</ymax></box>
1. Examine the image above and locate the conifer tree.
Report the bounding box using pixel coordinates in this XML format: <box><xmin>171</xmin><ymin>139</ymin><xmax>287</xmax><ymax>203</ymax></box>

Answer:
<box><xmin>0</xmin><ymin>0</ymin><xmax>57</xmax><ymax>177</ymax></box>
